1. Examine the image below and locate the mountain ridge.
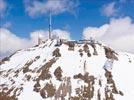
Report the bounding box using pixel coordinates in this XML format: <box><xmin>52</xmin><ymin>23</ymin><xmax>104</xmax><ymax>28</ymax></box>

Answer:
<box><xmin>0</xmin><ymin>39</ymin><xmax>134</xmax><ymax>100</ymax></box>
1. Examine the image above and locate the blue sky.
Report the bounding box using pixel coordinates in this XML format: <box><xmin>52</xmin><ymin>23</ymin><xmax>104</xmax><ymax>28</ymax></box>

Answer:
<box><xmin>1</xmin><ymin>0</ymin><xmax>134</xmax><ymax>39</ymax></box>
<box><xmin>0</xmin><ymin>0</ymin><xmax>134</xmax><ymax>57</ymax></box>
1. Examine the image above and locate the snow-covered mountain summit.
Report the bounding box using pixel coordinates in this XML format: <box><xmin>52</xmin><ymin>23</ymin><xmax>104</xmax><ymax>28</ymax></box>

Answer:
<box><xmin>0</xmin><ymin>39</ymin><xmax>134</xmax><ymax>100</ymax></box>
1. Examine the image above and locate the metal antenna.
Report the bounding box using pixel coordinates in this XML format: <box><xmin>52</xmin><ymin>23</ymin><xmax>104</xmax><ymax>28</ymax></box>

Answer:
<box><xmin>49</xmin><ymin>9</ymin><xmax>52</xmax><ymax>39</ymax></box>
<box><xmin>38</xmin><ymin>32</ymin><xmax>39</xmax><ymax>45</ymax></box>
<box><xmin>38</xmin><ymin>32</ymin><xmax>41</xmax><ymax>45</ymax></box>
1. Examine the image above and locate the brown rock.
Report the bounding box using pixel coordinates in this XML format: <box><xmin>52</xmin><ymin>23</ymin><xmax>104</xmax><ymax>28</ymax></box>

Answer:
<box><xmin>54</xmin><ymin>67</ymin><xmax>63</xmax><ymax>81</ymax></box>
<box><xmin>53</xmin><ymin>48</ymin><xmax>61</xmax><ymax>57</ymax></box>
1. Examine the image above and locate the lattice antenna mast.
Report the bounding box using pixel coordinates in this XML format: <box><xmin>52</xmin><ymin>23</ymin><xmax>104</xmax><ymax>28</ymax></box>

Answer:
<box><xmin>38</xmin><ymin>32</ymin><xmax>41</xmax><ymax>45</ymax></box>
<box><xmin>49</xmin><ymin>9</ymin><xmax>52</xmax><ymax>39</ymax></box>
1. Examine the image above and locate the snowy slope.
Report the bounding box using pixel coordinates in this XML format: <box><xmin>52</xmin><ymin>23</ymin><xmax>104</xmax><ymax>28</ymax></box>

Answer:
<box><xmin>0</xmin><ymin>39</ymin><xmax>134</xmax><ymax>100</ymax></box>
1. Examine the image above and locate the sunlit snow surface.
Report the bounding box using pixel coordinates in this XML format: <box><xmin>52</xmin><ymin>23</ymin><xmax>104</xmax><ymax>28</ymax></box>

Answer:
<box><xmin>0</xmin><ymin>39</ymin><xmax>134</xmax><ymax>100</ymax></box>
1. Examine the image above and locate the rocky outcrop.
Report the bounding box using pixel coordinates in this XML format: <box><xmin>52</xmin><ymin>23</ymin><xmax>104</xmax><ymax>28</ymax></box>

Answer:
<box><xmin>104</xmin><ymin>46</ymin><xmax>118</xmax><ymax>60</ymax></box>
<box><xmin>104</xmin><ymin>69</ymin><xmax>124</xmax><ymax>100</ymax></box>
<box><xmin>53</xmin><ymin>48</ymin><xmax>61</xmax><ymax>57</ymax></box>
<box><xmin>67</xmin><ymin>41</ymin><xmax>75</xmax><ymax>51</ymax></box>
<box><xmin>83</xmin><ymin>44</ymin><xmax>91</xmax><ymax>57</ymax></box>
<box><xmin>73</xmin><ymin>73</ymin><xmax>95</xmax><ymax>99</ymax></box>
<box><xmin>0</xmin><ymin>39</ymin><xmax>132</xmax><ymax>100</ymax></box>
<box><xmin>37</xmin><ymin>58</ymin><xmax>56</xmax><ymax>80</ymax></box>
<box><xmin>54</xmin><ymin>66</ymin><xmax>63</xmax><ymax>81</ymax></box>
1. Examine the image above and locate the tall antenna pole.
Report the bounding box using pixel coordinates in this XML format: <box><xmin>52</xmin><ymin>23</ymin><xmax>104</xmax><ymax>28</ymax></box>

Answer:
<box><xmin>49</xmin><ymin>9</ymin><xmax>52</xmax><ymax>39</ymax></box>
<box><xmin>38</xmin><ymin>32</ymin><xmax>39</xmax><ymax>45</ymax></box>
<box><xmin>38</xmin><ymin>32</ymin><xmax>41</xmax><ymax>45</ymax></box>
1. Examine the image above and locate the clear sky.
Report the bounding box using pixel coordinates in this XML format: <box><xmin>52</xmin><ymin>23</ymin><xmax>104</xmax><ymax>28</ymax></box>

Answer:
<box><xmin>0</xmin><ymin>0</ymin><xmax>134</xmax><ymax>57</ymax></box>
<box><xmin>1</xmin><ymin>0</ymin><xmax>134</xmax><ymax>39</ymax></box>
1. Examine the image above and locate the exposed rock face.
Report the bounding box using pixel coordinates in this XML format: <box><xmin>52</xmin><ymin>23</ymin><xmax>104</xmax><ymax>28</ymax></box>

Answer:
<box><xmin>40</xmin><ymin>82</ymin><xmax>56</xmax><ymax>98</ymax></box>
<box><xmin>104</xmin><ymin>46</ymin><xmax>118</xmax><ymax>60</ymax></box>
<box><xmin>0</xmin><ymin>52</ymin><xmax>17</xmax><ymax>65</ymax></box>
<box><xmin>54</xmin><ymin>66</ymin><xmax>63</xmax><ymax>81</ymax></box>
<box><xmin>83</xmin><ymin>44</ymin><xmax>89</xmax><ymax>53</ymax></box>
<box><xmin>0</xmin><ymin>92</ymin><xmax>17</xmax><ymax>100</ymax></box>
<box><xmin>0</xmin><ymin>39</ymin><xmax>134</xmax><ymax>100</ymax></box>
<box><xmin>79</xmin><ymin>49</ymin><xmax>83</xmax><ymax>57</ymax></box>
<box><xmin>104</xmin><ymin>69</ymin><xmax>124</xmax><ymax>100</ymax></box>
<box><xmin>73</xmin><ymin>73</ymin><xmax>95</xmax><ymax>99</ymax></box>
<box><xmin>53</xmin><ymin>48</ymin><xmax>61</xmax><ymax>57</ymax></box>
<box><xmin>67</xmin><ymin>41</ymin><xmax>75</xmax><ymax>51</ymax></box>
<box><xmin>23</xmin><ymin>60</ymin><xmax>33</xmax><ymax>73</ymax></box>
<box><xmin>55</xmin><ymin>77</ymin><xmax>72</xmax><ymax>100</ymax></box>
<box><xmin>33</xmin><ymin>81</ymin><xmax>41</xmax><ymax>92</ymax></box>
<box><xmin>37</xmin><ymin>58</ymin><xmax>57</xmax><ymax>80</ymax></box>
<box><xmin>83</xmin><ymin>44</ymin><xmax>91</xmax><ymax>57</ymax></box>
<box><xmin>90</xmin><ymin>43</ymin><xmax>98</xmax><ymax>55</ymax></box>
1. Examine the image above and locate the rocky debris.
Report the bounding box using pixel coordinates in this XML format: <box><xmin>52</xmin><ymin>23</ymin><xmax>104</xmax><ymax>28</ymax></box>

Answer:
<box><xmin>0</xmin><ymin>84</ymin><xmax>7</xmax><ymax>90</ymax></box>
<box><xmin>34</xmin><ymin>77</ymin><xmax>72</xmax><ymax>99</ymax></box>
<box><xmin>83</xmin><ymin>61</ymin><xmax>87</xmax><ymax>72</ymax></box>
<box><xmin>119</xmin><ymin>91</ymin><xmax>124</xmax><ymax>96</ymax></box>
<box><xmin>25</xmin><ymin>74</ymin><xmax>31</xmax><ymax>81</ymax></box>
<box><xmin>42</xmin><ymin>44</ymin><xmax>47</xmax><ymax>48</ymax></box>
<box><xmin>104</xmin><ymin>46</ymin><xmax>118</xmax><ymax>60</ymax></box>
<box><xmin>99</xmin><ymin>79</ymin><xmax>102</xmax><ymax>87</ymax></box>
<box><xmin>11</xmin><ymin>80</ymin><xmax>15</xmax><ymax>85</ymax></box>
<box><xmin>13</xmin><ymin>87</ymin><xmax>23</xmax><ymax>96</ymax></box>
<box><xmin>0</xmin><ymin>51</ymin><xmax>17</xmax><ymax>65</ymax></box>
<box><xmin>105</xmin><ymin>86</ymin><xmax>114</xmax><ymax>100</ymax></box>
<box><xmin>87</xmin><ymin>50</ymin><xmax>91</xmax><ymax>57</ymax></box>
<box><xmin>72</xmin><ymin>70</ymin><xmax>124</xmax><ymax>100</ymax></box>
<box><xmin>0</xmin><ymin>85</ymin><xmax>23</xmax><ymax>100</ymax></box>
<box><xmin>83</xmin><ymin>44</ymin><xmax>91</xmax><ymax>57</ymax></box>
<box><xmin>73</xmin><ymin>73</ymin><xmax>95</xmax><ymax>99</ymax></box>
<box><xmin>83</xmin><ymin>44</ymin><xmax>89</xmax><ymax>53</ymax></box>
<box><xmin>34</xmin><ymin>56</ymin><xmax>40</xmax><ymax>61</ymax></box>
<box><xmin>0</xmin><ymin>57</ymin><xmax>10</xmax><ymax>65</ymax></box>
<box><xmin>43</xmin><ymin>59</ymin><xmax>46</xmax><ymax>63</ymax></box>
<box><xmin>125</xmin><ymin>54</ymin><xmax>132</xmax><ymax>63</ymax></box>
<box><xmin>0</xmin><ymin>91</ymin><xmax>17</xmax><ymax>100</ymax></box>
<box><xmin>93</xmin><ymin>49</ymin><xmax>98</xmax><ymax>55</ymax></box>
<box><xmin>129</xmin><ymin>58</ymin><xmax>132</xmax><ymax>63</ymax></box>
<box><xmin>0</xmin><ymin>71</ymin><xmax>4</xmax><ymax>75</ymax></box>
<box><xmin>79</xmin><ymin>44</ymin><xmax>91</xmax><ymax>57</ymax></box>
<box><xmin>79</xmin><ymin>49</ymin><xmax>83</xmax><ymax>57</ymax></box>
<box><xmin>54</xmin><ymin>66</ymin><xmax>63</xmax><ymax>81</ymax></box>
<box><xmin>74</xmin><ymin>72</ymin><xmax>95</xmax><ymax>84</ymax></box>
<box><xmin>2</xmin><ymin>69</ymin><xmax>13</xmax><ymax>78</ymax></box>
<box><xmin>0</xmin><ymin>76</ymin><xmax>23</xmax><ymax>98</ymax></box>
<box><xmin>33</xmin><ymin>81</ymin><xmax>41</xmax><ymax>92</ymax></box>
<box><xmin>1</xmin><ymin>57</ymin><xmax>10</xmax><ymax>62</ymax></box>
<box><xmin>33</xmin><ymin>44</ymin><xmax>39</xmax><ymax>47</ymax></box>
<box><xmin>53</xmin><ymin>48</ymin><xmax>61</xmax><ymax>57</ymax></box>
<box><xmin>97</xmin><ymin>89</ymin><xmax>101</xmax><ymax>100</ymax></box>
<box><xmin>14</xmin><ymin>69</ymin><xmax>20</xmax><ymax>77</ymax></box>
<box><xmin>104</xmin><ymin>69</ymin><xmax>124</xmax><ymax>100</ymax></box>
<box><xmin>90</xmin><ymin>43</ymin><xmax>98</xmax><ymax>55</ymax></box>
<box><xmin>67</xmin><ymin>41</ymin><xmax>75</xmax><ymax>51</ymax></box>
<box><xmin>55</xmin><ymin>77</ymin><xmax>72</xmax><ymax>100</ymax></box>
<box><xmin>40</xmin><ymin>82</ymin><xmax>56</xmax><ymax>98</ymax></box>
<box><xmin>37</xmin><ymin>58</ymin><xmax>56</xmax><ymax>80</ymax></box>
<box><xmin>22</xmin><ymin>60</ymin><xmax>33</xmax><ymax>73</ymax></box>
